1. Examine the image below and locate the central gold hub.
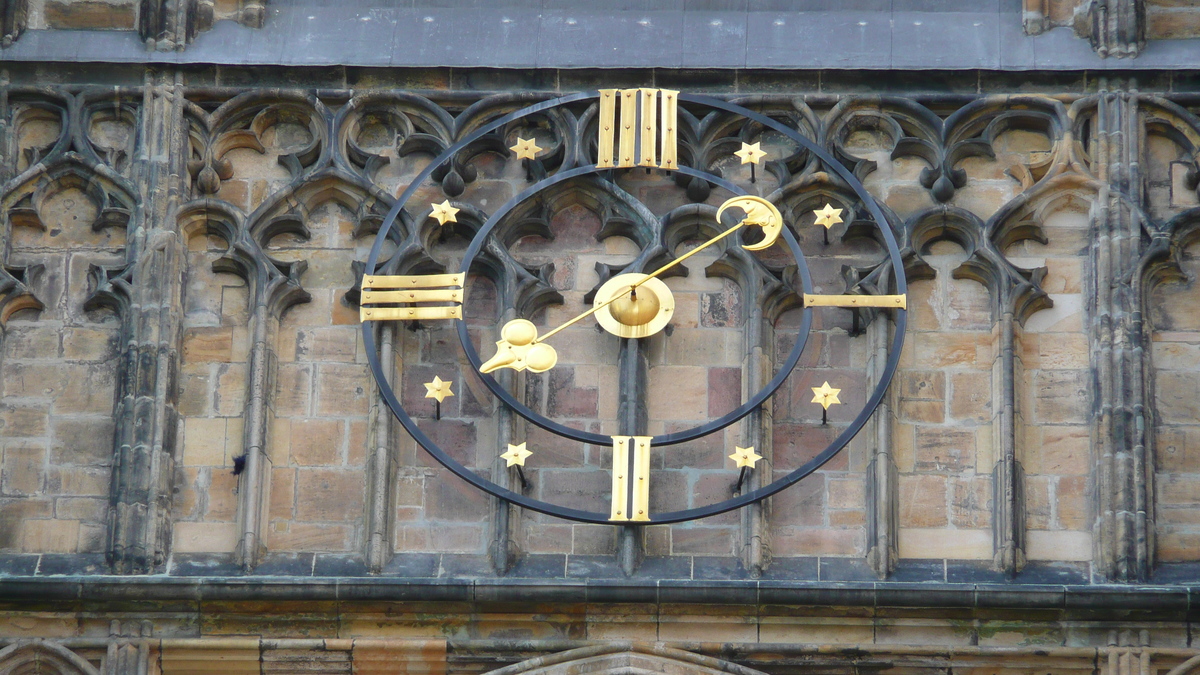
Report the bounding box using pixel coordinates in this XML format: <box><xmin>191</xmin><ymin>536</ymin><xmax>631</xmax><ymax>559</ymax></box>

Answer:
<box><xmin>609</xmin><ymin>286</ymin><xmax>661</xmax><ymax>327</ymax></box>
<box><xmin>594</xmin><ymin>273</ymin><xmax>674</xmax><ymax>339</ymax></box>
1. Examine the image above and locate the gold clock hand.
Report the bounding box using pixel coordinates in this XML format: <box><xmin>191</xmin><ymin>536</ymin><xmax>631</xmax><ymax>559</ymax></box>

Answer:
<box><xmin>481</xmin><ymin>196</ymin><xmax>783</xmax><ymax>373</ymax></box>
<box><xmin>534</xmin><ymin>219</ymin><xmax>746</xmax><ymax>344</ymax></box>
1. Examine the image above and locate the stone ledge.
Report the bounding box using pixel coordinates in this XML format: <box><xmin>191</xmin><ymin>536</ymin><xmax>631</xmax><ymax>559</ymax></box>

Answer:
<box><xmin>0</xmin><ymin>574</ymin><xmax>1195</xmax><ymax>616</ymax></box>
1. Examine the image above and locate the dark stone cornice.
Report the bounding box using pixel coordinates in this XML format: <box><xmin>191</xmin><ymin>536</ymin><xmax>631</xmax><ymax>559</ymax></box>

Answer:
<box><xmin>0</xmin><ymin>575</ymin><xmax>1196</xmax><ymax>619</ymax></box>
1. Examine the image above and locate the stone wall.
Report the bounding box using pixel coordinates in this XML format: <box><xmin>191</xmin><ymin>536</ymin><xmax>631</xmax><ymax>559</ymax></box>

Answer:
<box><xmin>3</xmin><ymin>69</ymin><xmax>1200</xmax><ymax>578</ymax></box>
<box><xmin>4</xmin><ymin>64</ymin><xmax>1200</xmax><ymax>672</ymax></box>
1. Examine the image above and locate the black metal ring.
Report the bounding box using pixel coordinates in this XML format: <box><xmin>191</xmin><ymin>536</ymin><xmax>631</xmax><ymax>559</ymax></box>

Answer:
<box><xmin>362</xmin><ymin>92</ymin><xmax>907</xmax><ymax>525</ymax></box>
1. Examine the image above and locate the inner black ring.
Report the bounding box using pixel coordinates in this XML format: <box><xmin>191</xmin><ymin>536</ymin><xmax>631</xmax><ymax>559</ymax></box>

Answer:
<box><xmin>454</xmin><ymin>164</ymin><xmax>814</xmax><ymax>447</ymax></box>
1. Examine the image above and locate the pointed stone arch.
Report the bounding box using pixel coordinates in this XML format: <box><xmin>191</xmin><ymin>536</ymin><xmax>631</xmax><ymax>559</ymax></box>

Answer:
<box><xmin>0</xmin><ymin>641</ymin><xmax>100</xmax><ymax>675</ymax></box>
<box><xmin>484</xmin><ymin>644</ymin><xmax>769</xmax><ymax>675</ymax></box>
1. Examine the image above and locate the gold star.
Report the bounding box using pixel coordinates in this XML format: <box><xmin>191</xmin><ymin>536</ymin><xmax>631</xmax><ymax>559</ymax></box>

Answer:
<box><xmin>813</xmin><ymin>203</ymin><xmax>844</xmax><ymax>230</ymax></box>
<box><xmin>510</xmin><ymin>137</ymin><xmax>543</xmax><ymax>161</ymax></box>
<box><xmin>811</xmin><ymin>381</ymin><xmax>842</xmax><ymax>410</ymax></box>
<box><xmin>500</xmin><ymin>442</ymin><xmax>532</xmax><ymax>467</ymax></box>
<box><xmin>430</xmin><ymin>200</ymin><xmax>459</xmax><ymax>226</ymax></box>
<box><xmin>734</xmin><ymin>141</ymin><xmax>768</xmax><ymax>165</ymax></box>
<box><xmin>730</xmin><ymin>446</ymin><xmax>762</xmax><ymax>469</ymax></box>
<box><xmin>423</xmin><ymin>376</ymin><xmax>454</xmax><ymax>403</ymax></box>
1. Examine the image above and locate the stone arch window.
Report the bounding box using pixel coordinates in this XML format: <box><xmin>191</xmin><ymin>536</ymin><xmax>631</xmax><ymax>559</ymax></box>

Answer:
<box><xmin>484</xmin><ymin>643</ymin><xmax>769</xmax><ymax>675</ymax></box>
<box><xmin>0</xmin><ymin>641</ymin><xmax>99</xmax><ymax>675</ymax></box>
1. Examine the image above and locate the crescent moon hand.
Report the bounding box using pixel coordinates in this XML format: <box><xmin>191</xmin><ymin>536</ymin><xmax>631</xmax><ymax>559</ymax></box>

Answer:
<box><xmin>715</xmin><ymin>196</ymin><xmax>783</xmax><ymax>251</ymax></box>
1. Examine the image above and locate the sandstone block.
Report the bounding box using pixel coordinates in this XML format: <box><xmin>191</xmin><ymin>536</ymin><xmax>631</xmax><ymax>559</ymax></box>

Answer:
<box><xmin>268</xmin><ymin>522</ymin><xmax>353</xmax><ymax>550</ymax></box>
<box><xmin>899</xmin><ymin>398</ymin><xmax>945</xmax><ymax>424</ymax></box>
<box><xmin>647</xmin><ymin>366</ymin><xmax>708</xmax><ymax>421</ymax></box>
<box><xmin>1033</xmin><ymin>369</ymin><xmax>1090</xmax><ymax>424</ymax></box>
<box><xmin>174</xmin><ymin>521</ymin><xmax>237</xmax><ymax>553</ymax></box>
<box><xmin>183</xmin><ymin>417</ymin><xmax>229</xmax><ymax>467</ymax></box>
<box><xmin>914</xmin><ymin>427</ymin><xmax>975</xmax><ymax>472</ymax></box>
<box><xmin>0</xmin><ymin>405</ymin><xmax>48</xmax><ymax>438</ymax></box>
<box><xmin>50</xmin><ymin>417</ymin><xmax>114</xmax><ymax>467</ymax></box>
<box><xmin>213</xmin><ymin>363</ymin><xmax>249</xmax><ymax>416</ymax></box>
<box><xmin>269</xmin><ymin>467</ymin><xmax>297</xmax><ymax>519</ymax></box>
<box><xmin>1026</xmin><ymin>530</ymin><xmax>1091</xmax><ymax>561</ymax></box>
<box><xmin>899</xmin><ymin>370</ymin><xmax>946</xmax><ymax>400</ymax></box>
<box><xmin>315</xmin><ymin>363</ymin><xmax>371</xmax><ymax>416</ymax></box>
<box><xmin>1025</xmin><ymin>425</ymin><xmax>1090</xmax><ymax>475</ymax></box>
<box><xmin>55</xmin><ymin>496</ymin><xmax>107</xmax><ymax>522</ymax></box>
<box><xmin>1024</xmin><ymin>474</ymin><xmax>1052</xmax><ymax>529</ymax></box>
<box><xmin>46</xmin><ymin>466</ymin><xmax>109</xmax><ymax>497</ymax></box>
<box><xmin>1056</xmin><ymin>475</ymin><xmax>1088</xmax><ymax>529</ymax></box>
<box><xmin>950</xmin><ymin>476</ymin><xmax>992</xmax><ymax>528</ymax></box>
<box><xmin>55</xmin><ymin>363</ymin><xmax>117</xmax><ymax>415</ymax></box>
<box><xmin>290</xmin><ymin>419</ymin><xmax>345</xmax><ymax>466</ymax></box>
<box><xmin>2</xmin><ymin>443</ymin><xmax>46</xmax><ymax>495</ymax></box>
<box><xmin>20</xmin><ymin>518</ymin><xmax>79</xmax><ymax>553</ymax></box>
<box><xmin>297</xmin><ymin>326</ymin><xmax>358</xmax><ymax>363</ymax></box>
<box><xmin>61</xmin><ymin>327</ymin><xmax>117</xmax><ymax>361</ymax></box>
<box><xmin>898</xmin><ymin>527</ymin><xmax>990</xmax><ymax>559</ymax></box>
<box><xmin>671</xmin><ymin>526</ymin><xmax>734</xmax><ymax>556</ymax></box>
<box><xmin>273</xmin><ymin>363</ymin><xmax>312</xmax><ymax>417</ymax></box>
<box><xmin>183</xmin><ymin>327</ymin><xmax>235</xmax><ymax>363</ymax></box>
<box><xmin>771</xmin><ymin>527</ymin><xmax>862</xmax><ymax>556</ymax></box>
<box><xmin>45</xmin><ymin>0</ymin><xmax>137</xmax><ymax>29</ymax></box>
<box><xmin>2</xmin><ymin>325</ymin><xmax>62</xmax><ymax>359</ymax></box>
<box><xmin>296</xmin><ymin>469</ymin><xmax>364</xmax><ymax>522</ymax></box>
<box><xmin>949</xmin><ymin>371</ymin><xmax>992</xmax><ymax>422</ymax></box>
<box><xmin>899</xmin><ymin>474</ymin><xmax>948</xmax><ymax>527</ymax></box>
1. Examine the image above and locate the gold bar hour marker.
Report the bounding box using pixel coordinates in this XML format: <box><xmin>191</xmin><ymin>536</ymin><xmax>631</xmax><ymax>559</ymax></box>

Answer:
<box><xmin>638</xmin><ymin>88</ymin><xmax>658</xmax><ymax>168</ymax></box>
<box><xmin>660</xmin><ymin>89</ymin><xmax>678</xmax><ymax>170</ymax></box>
<box><xmin>618</xmin><ymin>90</ymin><xmax>638</xmax><ymax>168</ymax></box>
<box><xmin>597</xmin><ymin>89</ymin><xmax>617</xmax><ymax>168</ymax></box>
<box><xmin>802</xmin><ymin>293</ymin><xmax>907</xmax><ymax>310</ymax></box>
<box><xmin>360</xmin><ymin>273</ymin><xmax>466</xmax><ymax>322</ymax></box>
<box><xmin>609</xmin><ymin>435</ymin><xmax>652</xmax><ymax>522</ymax></box>
<box><xmin>596</xmin><ymin>89</ymin><xmax>679</xmax><ymax>171</ymax></box>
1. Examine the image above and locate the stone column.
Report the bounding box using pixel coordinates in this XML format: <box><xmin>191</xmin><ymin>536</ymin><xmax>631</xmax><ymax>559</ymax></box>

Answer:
<box><xmin>1089</xmin><ymin>83</ymin><xmax>1154</xmax><ymax>582</ymax></box>
<box><xmin>97</xmin><ymin>68</ymin><xmax>188</xmax><ymax>574</ymax></box>
<box><xmin>865</xmin><ymin>309</ymin><xmax>898</xmax><ymax>577</ymax></box>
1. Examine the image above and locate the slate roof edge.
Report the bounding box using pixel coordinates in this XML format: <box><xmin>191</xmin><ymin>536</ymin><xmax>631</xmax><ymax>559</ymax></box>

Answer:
<box><xmin>0</xmin><ymin>576</ymin><xmax>1195</xmax><ymax>613</ymax></box>
<box><xmin>2</xmin><ymin>19</ymin><xmax>1199</xmax><ymax>71</ymax></box>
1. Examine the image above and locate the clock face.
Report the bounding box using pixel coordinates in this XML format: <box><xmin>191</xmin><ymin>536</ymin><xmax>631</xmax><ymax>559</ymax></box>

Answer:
<box><xmin>361</xmin><ymin>91</ymin><xmax>907</xmax><ymax>525</ymax></box>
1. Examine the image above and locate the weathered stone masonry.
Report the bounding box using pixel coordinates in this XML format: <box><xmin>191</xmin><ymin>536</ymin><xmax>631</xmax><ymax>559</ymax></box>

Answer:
<box><xmin>8</xmin><ymin>0</ymin><xmax>1200</xmax><ymax>665</ymax></box>
<box><xmin>3</xmin><ymin>62</ymin><xmax>1200</xmax><ymax>672</ymax></box>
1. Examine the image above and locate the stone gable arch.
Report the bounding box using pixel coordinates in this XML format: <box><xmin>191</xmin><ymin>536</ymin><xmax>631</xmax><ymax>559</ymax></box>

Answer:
<box><xmin>485</xmin><ymin>644</ymin><xmax>769</xmax><ymax>675</ymax></box>
<box><xmin>0</xmin><ymin>641</ymin><xmax>99</xmax><ymax>675</ymax></box>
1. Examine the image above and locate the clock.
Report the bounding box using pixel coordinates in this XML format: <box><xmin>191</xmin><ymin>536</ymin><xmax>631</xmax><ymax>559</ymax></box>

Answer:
<box><xmin>360</xmin><ymin>91</ymin><xmax>907</xmax><ymax>525</ymax></box>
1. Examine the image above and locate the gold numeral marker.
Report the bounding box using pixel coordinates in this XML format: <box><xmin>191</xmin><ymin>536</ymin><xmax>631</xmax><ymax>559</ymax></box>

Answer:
<box><xmin>639</xmin><ymin>88</ymin><xmax>657</xmax><ymax>168</ymax></box>
<box><xmin>609</xmin><ymin>435</ymin><xmax>652</xmax><ymax>522</ymax></box>
<box><xmin>660</xmin><ymin>89</ymin><xmax>678</xmax><ymax>170</ymax></box>
<box><xmin>360</xmin><ymin>273</ymin><xmax>466</xmax><ymax>322</ymax></box>
<box><xmin>619</xmin><ymin>90</ymin><xmax>637</xmax><ymax>168</ymax></box>
<box><xmin>802</xmin><ymin>293</ymin><xmax>907</xmax><ymax>309</ymax></box>
<box><xmin>597</xmin><ymin>89</ymin><xmax>618</xmax><ymax>168</ymax></box>
<box><xmin>596</xmin><ymin>88</ymin><xmax>678</xmax><ymax>170</ymax></box>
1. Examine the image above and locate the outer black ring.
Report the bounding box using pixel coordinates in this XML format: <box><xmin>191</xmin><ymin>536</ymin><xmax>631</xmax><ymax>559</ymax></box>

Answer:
<box><xmin>362</xmin><ymin>92</ymin><xmax>908</xmax><ymax>525</ymax></box>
